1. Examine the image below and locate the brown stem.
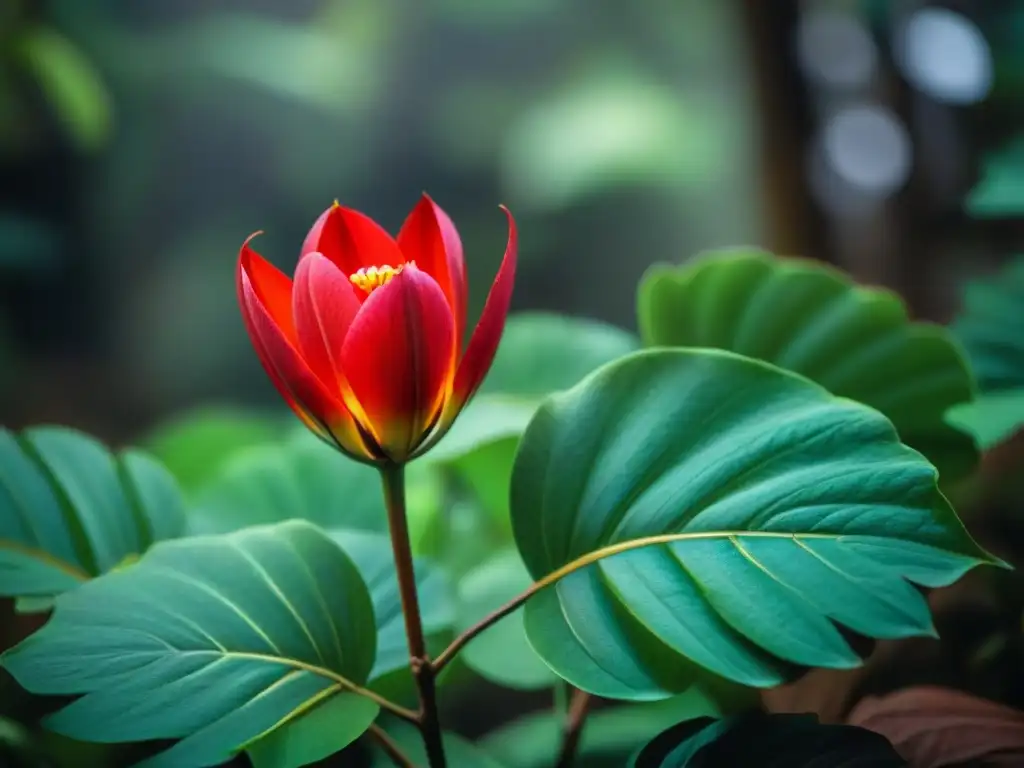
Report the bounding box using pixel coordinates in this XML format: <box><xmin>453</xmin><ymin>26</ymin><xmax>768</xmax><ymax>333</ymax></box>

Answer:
<box><xmin>380</xmin><ymin>464</ymin><xmax>447</xmax><ymax>768</ymax></box>
<box><xmin>368</xmin><ymin>723</ymin><xmax>416</xmax><ymax>768</ymax></box>
<box><xmin>433</xmin><ymin>582</ymin><xmax>541</xmax><ymax>673</ymax></box>
<box><xmin>554</xmin><ymin>688</ymin><xmax>594</xmax><ymax>768</ymax></box>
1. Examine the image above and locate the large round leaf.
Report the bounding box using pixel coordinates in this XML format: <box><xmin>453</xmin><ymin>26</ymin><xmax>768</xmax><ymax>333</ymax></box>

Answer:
<box><xmin>511</xmin><ymin>349</ymin><xmax>996</xmax><ymax>700</ymax></box>
<box><xmin>0</xmin><ymin>426</ymin><xmax>185</xmax><ymax>600</ymax></box>
<box><xmin>638</xmin><ymin>250</ymin><xmax>977</xmax><ymax>478</ymax></box>
<box><xmin>1</xmin><ymin>521</ymin><xmax>380</xmax><ymax>768</ymax></box>
<box><xmin>948</xmin><ymin>257</ymin><xmax>1024</xmax><ymax>448</ymax></box>
<box><xmin>188</xmin><ymin>430</ymin><xmax>440</xmax><ymax>549</ymax></box>
<box><xmin>630</xmin><ymin>714</ymin><xmax>905</xmax><ymax>767</ymax></box>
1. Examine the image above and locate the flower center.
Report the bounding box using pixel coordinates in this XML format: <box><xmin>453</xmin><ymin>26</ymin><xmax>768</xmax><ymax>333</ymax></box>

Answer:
<box><xmin>349</xmin><ymin>263</ymin><xmax>409</xmax><ymax>294</ymax></box>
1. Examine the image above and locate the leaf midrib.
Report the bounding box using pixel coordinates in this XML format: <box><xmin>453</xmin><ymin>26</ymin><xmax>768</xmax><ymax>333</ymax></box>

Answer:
<box><xmin>536</xmin><ymin>530</ymin><xmax>976</xmax><ymax>595</ymax></box>
<box><xmin>149</xmin><ymin>647</ymin><xmax>369</xmax><ymax>697</ymax></box>
<box><xmin>0</xmin><ymin>539</ymin><xmax>90</xmax><ymax>581</ymax></box>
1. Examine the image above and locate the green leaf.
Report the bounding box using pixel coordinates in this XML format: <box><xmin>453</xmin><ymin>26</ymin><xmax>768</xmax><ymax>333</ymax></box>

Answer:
<box><xmin>630</xmin><ymin>713</ymin><xmax>905</xmax><ymax>767</ymax></box>
<box><xmin>511</xmin><ymin>348</ymin><xmax>997</xmax><ymax>700</ymax></box>
<box><xmin>13</xmin><ymin>595</ymin><xmax>55</xmax><ymax>615</ymax></box>
<box><xmin>481</xmin><ymin>690</ymin><xmax>720</xmax><ymax>768</ymax></box>
<box><xmin>481</xmin><ymin>312</ymin><xmax>640</xmax><ymax>399</ymax></box>
<box><xmin>1</xmin><ymin>521</ymin><xmax>380</xmax><ymax>768</ymax></box>
<box><xmin>639</xmin><ymin>250</ymin><xmax>978</xmax><ymax>479</ymax></box>
<box><xmin>427</xmin><ymin>397</ymin><xmax>537</xmax><ymax>464</ymax></box>
<box><xmin>452</xmin><ymin>437</ymin><xmax>519</xmax><ymax>527</ymax></box>
<box><xmin>142</xmin><ymin>406</ymin><xmax>286</xmax><ymax>493</ymax></box>
<box><xmin>245</xmin><ymin>693</ymin><xmax>379</xmax><ymax>768</ymax></box>
<box><xmin>966</xmin><ymin>138</ymin><xmax>1024</xmax><ymax>218</ymax></box>
<box><xmin>15</xmin><ymin>27</ymin><xmax>112</xmax><ymax>153</ymax></box>
<box><xmin>189</xmin><ymin>430</ymin><xmax>440</xmax><ymax>549</ymax></box>
<box><xmin>329</xmin><ymin>529</ymin><xmax>454</xmax><ymax>682</ymax></box>
<box><xmin>950</xmin><ymin>256</ymin><xmax>1024</xmax><ymax>392</ymax></box>
<box><xmin>946</xmin><ymin>389</ymin><xmax>1024</xmax><ymax>450</ymax></box>
<box><xmin>0</xmin><ymin>426</ymin><xmax>185</xmax><ymax>598</ymax></box>
<box><xmin>421</xmin><ymin>313</ymin><xmax>640</xmax><ymax>574</ymax></box>
<box><xmin>370</xmin><ymin>719</ymin><xmax>506</xmax><ymax>768</ymax></box>
<box><xmin>429</xmin><ymin>312</ymin><xmax>639</xmax><ymax>464</ymax></box>
<box><xmin>456</xmin><ymin>548</ymin><xmax>557</xmax><ymax>690</ymax></box>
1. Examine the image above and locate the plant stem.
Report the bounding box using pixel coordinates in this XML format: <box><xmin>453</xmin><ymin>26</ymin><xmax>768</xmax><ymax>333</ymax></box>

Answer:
<box><xmin>434</xmin><ymin>581</ymin><xmax>541</xmax><ymax>673</ymax></box>
<box><xmin>553</xmin><ymin>679</ymin><xmax>569</xmax><ymax>716</ymax></box>
<box><xmin>380</xmin><ymin>463</ymin><xmax>447</xmax><ymax>768</ymax></box>
<box><xmin>368</xmin><ymin>723</ymin><xmax>416</xmax><ymax>768</ymax></box>
<box><xmin>554</xmin><ymin>688</ymin><xmax>593</xmax><ymax>768</ymax></box>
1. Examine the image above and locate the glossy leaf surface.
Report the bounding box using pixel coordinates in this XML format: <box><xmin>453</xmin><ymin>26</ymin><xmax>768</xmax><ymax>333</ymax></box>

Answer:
<box><xmin>639</xmin><ymin>250</ymin><xmax>977</xmax><ymax>478</ymax></box>
<box><xmin>512</xmin><ymin>349</ymin><xmax>995</xmax><ymax>700</ymax></box>
<box><xmin>2</xmin><ymin>521</ymin><xmax>379</xmax><ymax>768</ymax></box>
<box><xmin>630</xmin><ymin>713</ymin><xmax>905</xmax><ymax>767</ymax></box>
<box><xmin>0</xmin><ymin>426</ymin><xmax>185</xmax><ymax>599</ymax></box>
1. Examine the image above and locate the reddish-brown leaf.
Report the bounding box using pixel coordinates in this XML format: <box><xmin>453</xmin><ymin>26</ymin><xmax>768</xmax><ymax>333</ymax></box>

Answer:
<box><xmin>849</xmin><ymin>686</ymin><xmax>1024</xmax><ymax>767</ymax></box>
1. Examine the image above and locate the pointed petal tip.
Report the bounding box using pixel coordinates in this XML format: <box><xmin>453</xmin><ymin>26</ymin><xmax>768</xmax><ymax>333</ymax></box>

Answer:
<box><xmin>446</xmin><ymin>201</ymin><xmax>518</xmax><ymax>410</ymax></box>
<box><xmin>239</xmin><ymin>230</ymin><xmax>266</xmax><ymax>258</ymax></box>
<box><xmin>413</xmin><ymin>191</ymin><xmax>444</xmax><ymax>218</ymax></box>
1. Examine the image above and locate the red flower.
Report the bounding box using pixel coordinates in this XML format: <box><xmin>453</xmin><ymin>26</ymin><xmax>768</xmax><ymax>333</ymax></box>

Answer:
<box><xmin>237</xmin><ymin>195</ymin><xmax>517</xmax><ymax>464</ymax></box>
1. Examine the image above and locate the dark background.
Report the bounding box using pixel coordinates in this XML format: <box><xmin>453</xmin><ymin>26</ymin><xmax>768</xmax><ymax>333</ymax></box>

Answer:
<box><xmin>1</xmin><ymin>0</ymin><xmax>1019</xmax><ymax>446</ymax></box>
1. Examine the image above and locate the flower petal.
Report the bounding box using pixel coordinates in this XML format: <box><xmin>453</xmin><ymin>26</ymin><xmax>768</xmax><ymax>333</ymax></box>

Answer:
<box><xmin>340</xmin><ymin>264</ymin><xmax>456</xmax><ymax>460</ymax></box>
<box><xmin>397</xmin><ymin>194</ymin><xmax>468</xmax><ymax>349</ymax></box>
<box><xmin>447</xmin><ymin>206</ymin><xmax>517</xmax><ymax>413</ymax></box>
<box><xmin>292</xmin><ymin>252</ymin><xmax>363</xmax><ymax>389</ymax></box>
<box><xmin>239</xmin><ymin>233</ymin><xmax>297</xmax><ymax>342</ymax></box>
<box><xmin>301</xmin><ymin>202</ymin><xmax>405</xmax><ymax>277</ymax></box>
<box><xmin>237</xmin><ymin>240</ymin><xmax>373</xmax><ymax>460</ymax></box>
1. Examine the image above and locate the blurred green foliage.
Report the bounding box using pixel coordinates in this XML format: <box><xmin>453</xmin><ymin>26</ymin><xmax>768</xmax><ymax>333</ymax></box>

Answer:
<box><xmin>14</xmin><ymin>27</ymin><xmax>112</xmax><ymax>154</ymax></box>
<box><xmin>966</xmin><ymin>138</ymin><xmax>1024</xmax><ymax>218</ymax></box>
<box><xmin>1</xmin><ymin>0</ymin><xmax>761</xmax><ymax>431</ymax></box>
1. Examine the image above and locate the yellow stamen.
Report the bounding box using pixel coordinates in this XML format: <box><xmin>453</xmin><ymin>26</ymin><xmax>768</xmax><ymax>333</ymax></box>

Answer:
<box><xmin>349</xmin><ymin>262</ymin><xmax>411</xmax><ymax>294</ymax></box>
